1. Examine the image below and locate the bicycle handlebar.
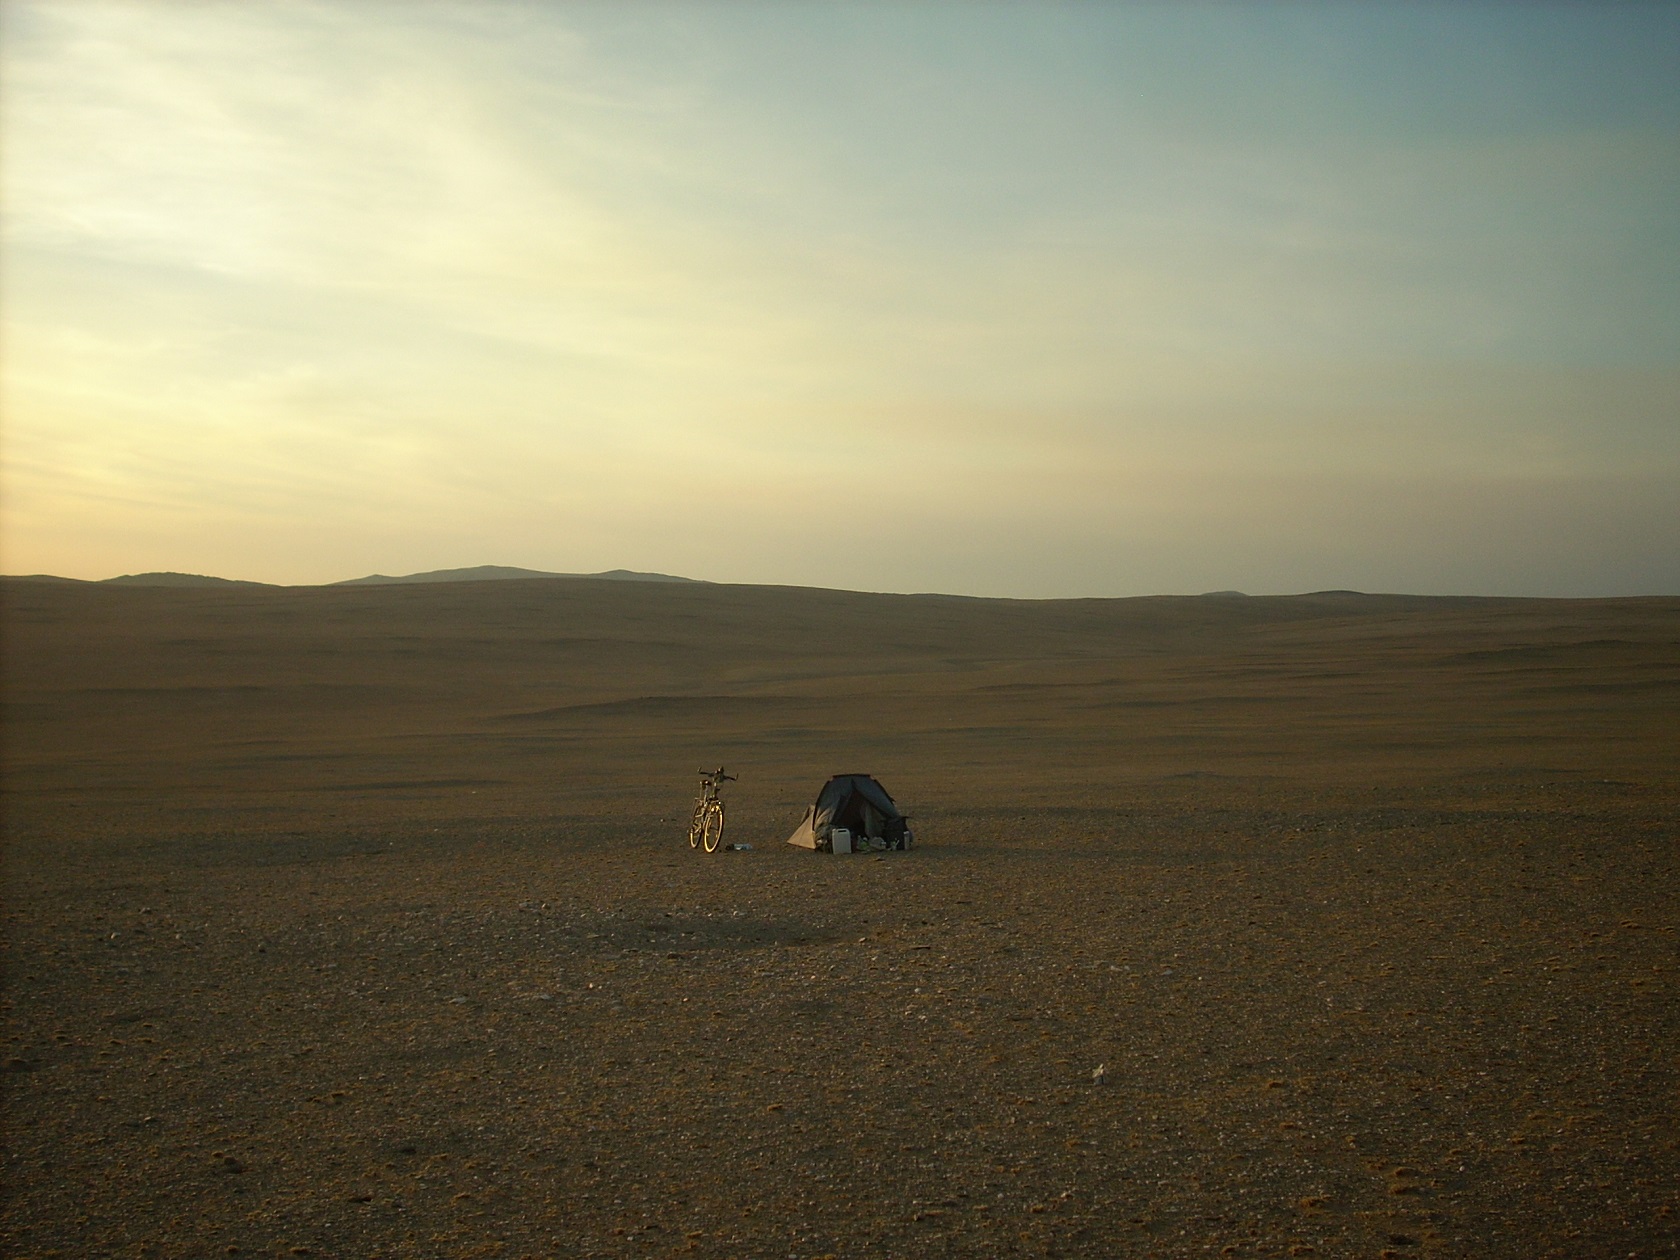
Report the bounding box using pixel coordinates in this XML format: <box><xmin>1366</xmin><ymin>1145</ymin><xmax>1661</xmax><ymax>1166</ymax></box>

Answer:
<box><xmin>698</xmin><ymin>767</ymin><xmax>737</xmax><ymax>782</ymax></box>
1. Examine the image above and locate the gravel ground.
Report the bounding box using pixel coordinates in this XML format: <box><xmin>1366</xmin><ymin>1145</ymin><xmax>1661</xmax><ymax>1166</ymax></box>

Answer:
<box><xmin>5</xmin><ymin>789</ymin><xmax>1677</xmax><ymax>1259</ymax></box>
<box><xmin>4</xmin><ymin>579</ymin><xmax>1677</xmax><ymax>1257</ymax></box>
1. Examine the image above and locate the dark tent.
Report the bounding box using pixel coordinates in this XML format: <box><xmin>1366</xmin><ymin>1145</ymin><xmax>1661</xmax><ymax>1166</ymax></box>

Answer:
<box><xmin>786</xmin><ymin>774</ymin><xmax>912</xmax><ymax>852</ymax></box>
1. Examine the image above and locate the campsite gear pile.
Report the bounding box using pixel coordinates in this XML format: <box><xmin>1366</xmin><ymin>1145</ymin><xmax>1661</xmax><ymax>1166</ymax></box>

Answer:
<box><xmin>786</xmin><ymin>774</ymin><xmax>912</xmax><ymax>853</ymax></box>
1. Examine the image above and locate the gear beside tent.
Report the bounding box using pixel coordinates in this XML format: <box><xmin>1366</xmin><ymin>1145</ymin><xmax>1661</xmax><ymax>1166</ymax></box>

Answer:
<box><xmin>786</xmin><ymin>774</ymin><xmax>912</xmax><ymax>853</ymax></box>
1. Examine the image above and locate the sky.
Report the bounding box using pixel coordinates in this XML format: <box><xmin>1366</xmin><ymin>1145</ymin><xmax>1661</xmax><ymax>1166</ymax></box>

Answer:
<box><xmin>2</xmin><ymin>1</ymin><xmax>1677</xmax><ymax>596</ymax></box>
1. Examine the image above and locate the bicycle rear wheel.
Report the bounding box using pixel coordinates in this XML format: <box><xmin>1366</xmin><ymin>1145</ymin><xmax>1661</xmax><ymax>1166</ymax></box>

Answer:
<box><xmin>702</xmin><ymin>800</ymin><xmax>725</xmax><ymax>852</ymax></box>
<box><xmin>687</xmin><ymin>803</ymin><xmax>705</xmax><ymax>848</ymax></box>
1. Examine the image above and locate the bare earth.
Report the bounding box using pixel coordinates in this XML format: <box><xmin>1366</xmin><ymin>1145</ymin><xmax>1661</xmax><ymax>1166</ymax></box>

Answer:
<box><xmin>2</xmin><ymin>578</ymin><xmax>1677</xmax><ymax>1259</ymax></box>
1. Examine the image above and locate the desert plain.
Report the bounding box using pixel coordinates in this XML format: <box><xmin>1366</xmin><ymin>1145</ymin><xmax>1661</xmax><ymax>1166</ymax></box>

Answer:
<box><xmin>2</xmin><ymin>576</ymin><xmax>1677</xmax><ymax>1259</ymax></box>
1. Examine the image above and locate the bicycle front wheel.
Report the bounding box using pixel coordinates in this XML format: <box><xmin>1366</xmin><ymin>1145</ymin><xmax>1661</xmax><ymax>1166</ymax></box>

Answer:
<box><xmin>702</xmin><ymin>800</ymin><xmax>725</xmax><ymax>853</ymax></box>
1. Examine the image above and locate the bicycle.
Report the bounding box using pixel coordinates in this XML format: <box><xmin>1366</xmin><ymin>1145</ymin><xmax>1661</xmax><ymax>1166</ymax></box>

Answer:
<box><xmin>687</xmin><ymin>767</ymin><xmax>736</xmax><ymax>853</ymax></box>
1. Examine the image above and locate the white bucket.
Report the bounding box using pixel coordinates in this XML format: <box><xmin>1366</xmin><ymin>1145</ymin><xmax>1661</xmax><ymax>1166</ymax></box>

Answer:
<box><xmin>830</xmin><ymin>828</ymin><xmax>852</xmax><ymax>854</ymax></box>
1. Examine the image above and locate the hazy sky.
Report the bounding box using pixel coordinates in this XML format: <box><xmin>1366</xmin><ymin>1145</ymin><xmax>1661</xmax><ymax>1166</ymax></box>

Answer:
<box><xmin>3</xmin><ymin>1</ymin><xmax>1677</xmax><ymax>595</ymax></box>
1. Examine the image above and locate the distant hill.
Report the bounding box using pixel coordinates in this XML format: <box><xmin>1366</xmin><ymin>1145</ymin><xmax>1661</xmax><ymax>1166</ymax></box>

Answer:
<box><xmin>2</xmin><ymin>566</ymin><xmax>695</xmax><ymax>588</ymax></box>
<box><xmin>332</xmin><ymin>565</ymin><xmax>698</xmax><ymax>586</ymax></box>
<box><xmin>101</xmin><ymin>572</ymin><xmax>276</xmax><ymax>588</ymax></box>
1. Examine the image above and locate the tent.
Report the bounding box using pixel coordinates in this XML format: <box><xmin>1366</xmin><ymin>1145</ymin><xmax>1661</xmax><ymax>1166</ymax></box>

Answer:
<box><xmin>786</xmin><ymin>774</ymin><xmax>912</xmax><ymax>852</ymax></box>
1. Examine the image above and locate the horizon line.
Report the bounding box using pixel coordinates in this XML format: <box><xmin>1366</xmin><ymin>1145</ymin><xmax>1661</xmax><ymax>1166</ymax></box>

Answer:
<box><xmin>4</xmin><ymin>568</ymin><xmax>1677</xmax><ymax>604</ymax></box>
